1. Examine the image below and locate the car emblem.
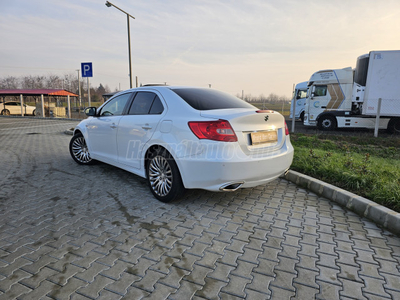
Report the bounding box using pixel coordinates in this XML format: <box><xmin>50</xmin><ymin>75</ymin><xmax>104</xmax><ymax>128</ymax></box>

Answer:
<box><xmin>264</xmin><ymin>115</ymin><xmax>269</xmax><ymax>122</ymax></box>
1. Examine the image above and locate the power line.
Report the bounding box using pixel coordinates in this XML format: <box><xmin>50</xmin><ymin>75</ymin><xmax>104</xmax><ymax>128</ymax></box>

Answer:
<box><xmin>0</xmin><ymin>66</ymin><xmax>75</xmax><ymax>71</ymax></box>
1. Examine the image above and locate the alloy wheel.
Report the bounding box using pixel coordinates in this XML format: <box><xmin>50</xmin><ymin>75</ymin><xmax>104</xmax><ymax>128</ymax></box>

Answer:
<box><xmin>71</xmin><ymin>136</ymin><xmax>92</xmax><ymax>164</ymax></box>
<box><xmin>148</xmin><ymin>155</ymin><xmax>173</xmax><ymax>197</ymax></box>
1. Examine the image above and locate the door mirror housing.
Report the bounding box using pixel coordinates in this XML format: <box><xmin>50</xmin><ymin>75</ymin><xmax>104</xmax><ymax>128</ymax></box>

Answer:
<box><xmin>85</xmin><ymin>107</ymin><xmax>97</xmax><ymax>117</ymax></box>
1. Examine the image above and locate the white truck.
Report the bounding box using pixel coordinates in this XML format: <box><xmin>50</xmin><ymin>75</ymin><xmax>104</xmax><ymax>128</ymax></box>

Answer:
<box><xmin>303</xmin><ymin>50</ymin><xmax>400</xmax><ymax>133</ymax></box>
<box><xmin>289</xmin><ymin>81</ymin><xmax>308</xmax><ymax>122</ymax></box>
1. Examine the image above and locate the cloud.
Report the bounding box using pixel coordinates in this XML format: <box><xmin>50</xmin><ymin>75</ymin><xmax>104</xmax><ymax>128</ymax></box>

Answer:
<box><xmin>1</xmin><ymin>0</ymin><xmax>400</xmax><ymax>95</ymax></box>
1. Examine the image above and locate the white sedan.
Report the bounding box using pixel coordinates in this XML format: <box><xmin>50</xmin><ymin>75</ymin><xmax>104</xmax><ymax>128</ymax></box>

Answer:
<box><xmin>0</xmin><ymin>101</ymin><xmax>36</xmax><ymax>116</ymax></box>
<box><xmin>69</xmin><ymin>86</ymin><xmax>294</xmax><ymax>202</ymax></box>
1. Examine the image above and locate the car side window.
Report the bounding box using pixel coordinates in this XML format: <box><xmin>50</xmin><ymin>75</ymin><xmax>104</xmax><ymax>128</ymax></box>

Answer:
<box><xmin>128</xmin><ymin>92</ymin><xmax>164</xmax><ymax>115</ymax></box>
<box><xmin>149</xmin><ymin>96</ymin><xmax>164</xmax><ymax>114</ymax></box>
<box><xmin>99</xmin><ymin>93</ymin><xmax>131</xmax><ymax>116</ymax></box>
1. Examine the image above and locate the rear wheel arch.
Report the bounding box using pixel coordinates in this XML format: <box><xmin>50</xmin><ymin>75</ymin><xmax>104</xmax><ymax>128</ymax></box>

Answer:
<box><xmin>144</xmin><ymin>145</ymin><xmax>179</xmax><ymax>169</ymax></box>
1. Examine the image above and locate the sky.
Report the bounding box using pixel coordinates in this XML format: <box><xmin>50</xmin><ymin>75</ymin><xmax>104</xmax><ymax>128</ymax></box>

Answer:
<box><xmin>1</xmin><ymin>0</ymin><xmax>400</xmax><ymax>98</ymax></box>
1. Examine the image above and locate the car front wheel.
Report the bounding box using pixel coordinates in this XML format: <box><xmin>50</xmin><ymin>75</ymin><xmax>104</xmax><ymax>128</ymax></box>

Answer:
<box><xmin>1</xmin><ymin>109</ymin><xmax>10</xmax><ymax>116</ymax></box>
<box><xmin>146</xmin><ymin>148</ymin><xmax>185</xmax><ymax>202</ymax></box>
<box><xmin>69</xmin><ymin>133</ymin><xmax>94</xmax><ymax>165</ymax></box>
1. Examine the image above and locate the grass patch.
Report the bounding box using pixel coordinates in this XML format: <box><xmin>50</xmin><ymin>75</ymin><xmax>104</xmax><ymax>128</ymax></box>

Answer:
<box><xmin>290</xmin><ymin>133</ymin><xmax>400</xmax><ymax>212</ymax></box>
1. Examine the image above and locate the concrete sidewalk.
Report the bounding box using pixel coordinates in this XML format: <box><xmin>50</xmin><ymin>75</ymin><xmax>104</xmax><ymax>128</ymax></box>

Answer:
<box><xmin>285</xmin><ymin>170</ymin><xmax>400</xmax><ymax>236</ymax></box>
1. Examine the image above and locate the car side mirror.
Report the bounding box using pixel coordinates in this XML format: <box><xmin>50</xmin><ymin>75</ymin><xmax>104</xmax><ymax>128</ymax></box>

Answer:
<box><xmin>85</xmin><ymin>107</ymin><xmax>97</xmax><ymax>117</ymax></box>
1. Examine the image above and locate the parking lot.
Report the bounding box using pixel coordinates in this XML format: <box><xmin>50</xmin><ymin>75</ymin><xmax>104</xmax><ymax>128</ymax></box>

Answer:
<box><xmin>0</xmin><ymin>117</ymin><xmax>400</xmax><ymax>299</ymax></box>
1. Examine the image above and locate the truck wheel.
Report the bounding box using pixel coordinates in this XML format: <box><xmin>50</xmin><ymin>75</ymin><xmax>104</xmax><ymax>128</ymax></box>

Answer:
<box><xmin>300</xmin><ymin>111</ymin><xmax>305</xmax><ymax>123</ymax></box>
<box><xmin>318</xmin><ymin>115</ymin><xmax>336</xmax><ymax>131</ymax></box>
<box><xmin>387</xmin><ymin>118</ymin><xmax>400</xmax><ymax>134</ymax></box>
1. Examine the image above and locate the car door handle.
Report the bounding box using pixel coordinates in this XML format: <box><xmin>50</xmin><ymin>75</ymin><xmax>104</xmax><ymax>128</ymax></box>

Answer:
<box><xmin>142</xmin><ymin>124</ymin><xmax>152</xmax><ymax>130</ymax></box>
<box><xmin>110</xmin><ymin>123</ymin><xmax>117</xmax><ymax>129</ymax></box>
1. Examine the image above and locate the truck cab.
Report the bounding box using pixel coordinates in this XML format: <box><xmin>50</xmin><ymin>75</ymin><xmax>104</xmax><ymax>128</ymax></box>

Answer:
<box><xmin>303</xmin><ymin>67</ymin><xmax>354</xmax><ymax>130</ymax></box>
<box><xmin>289</xmin><ymin>81</ymin><xmax>308</xmax><ymax>122</ymax></box>
<box><xmin>303</xmin><ymin>51</ymin><xmax>400</xmax><ymax>133</ymax></box>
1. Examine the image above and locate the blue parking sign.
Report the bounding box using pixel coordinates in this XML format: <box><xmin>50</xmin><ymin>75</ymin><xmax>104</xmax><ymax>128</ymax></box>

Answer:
<box><xmin>81</xmin><ymin>62</ymin><xmax>93</xmax><ymax>77</ymax></box>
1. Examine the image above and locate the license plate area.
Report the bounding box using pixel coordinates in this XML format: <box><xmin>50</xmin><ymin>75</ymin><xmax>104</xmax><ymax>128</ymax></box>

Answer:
<box><xmin>250</xmin><ymin>131</ymin><xmax>278</xmax><ymax>145</ymax></box>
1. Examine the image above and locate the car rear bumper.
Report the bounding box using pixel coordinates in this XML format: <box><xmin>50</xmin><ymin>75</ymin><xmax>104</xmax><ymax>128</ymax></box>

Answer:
<box><xmin>176</xmin><ymin>140</ymin><xmax>294</xmax><ymax>191</ymax></box>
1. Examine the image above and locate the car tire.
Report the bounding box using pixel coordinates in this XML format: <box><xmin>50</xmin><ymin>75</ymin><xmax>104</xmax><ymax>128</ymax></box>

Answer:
<box><xmin>146</xmin><ymin>148</ymin><xmax>185</xmax><ymax>203</ymax></box>
<box><xmin>1</xmin><ymin>109</ymin><xmax>10</xmax><ymax>116</ymax></box>
<box><xmin>32</xmin><ymin>109</ymin><xmax>36</xmax><ymax>116</ymax></box>
<box><xmin>318</xmin><ymin>115</ymin><xmax>336</xmax><ymax>131</ymax></box>
<box><xmin>69</xmin><ymin>133</ymin><xmax>95</xmax><ymax>165</ymax></box>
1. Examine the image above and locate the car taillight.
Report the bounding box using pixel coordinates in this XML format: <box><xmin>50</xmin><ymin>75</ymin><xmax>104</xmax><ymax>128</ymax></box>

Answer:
<box><xmin>285</xmin><ymin>121</ymin><xmax>289</xmax><ymax>135</ymax></box>
<box><xmin>188</xmin><ymin>120</ymin><xmax>238</xmax><ymax>142</ymax></box>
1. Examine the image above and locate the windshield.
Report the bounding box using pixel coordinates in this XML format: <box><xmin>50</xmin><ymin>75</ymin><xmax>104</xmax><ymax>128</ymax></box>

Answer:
<box><xmin>297</xmin><ymin>89</ymin><xmax>307</xmax><ymax>99</ymax></box>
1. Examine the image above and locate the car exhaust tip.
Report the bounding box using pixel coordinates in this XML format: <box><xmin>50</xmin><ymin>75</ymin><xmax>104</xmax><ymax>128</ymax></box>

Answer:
<box><xmin>219</xmin><ymin>182</ymin><xmax>244</xmax><ymax>192</ymax></box>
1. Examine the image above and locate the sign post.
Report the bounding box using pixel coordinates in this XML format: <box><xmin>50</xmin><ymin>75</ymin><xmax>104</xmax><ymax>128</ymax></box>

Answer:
<box><xmin>81</xmin><ymin>62</ymin><xmax>93</xmax><ymax>107</ymax></box>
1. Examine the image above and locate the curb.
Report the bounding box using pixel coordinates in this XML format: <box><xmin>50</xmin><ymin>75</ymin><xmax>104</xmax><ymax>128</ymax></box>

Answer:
<box><xmin>65</xmin><ymin>129</ymin><xmax>74</xmax><ymax>136</ymax></box>
<box><xmin>0</xmin><ymin>115</ymin><xmax>82</xmax><ymax>122</ymax></box>
<box><xmin>285</xmin><ymin>170</ymin><xmax>400</xmax><ymax>236</ymax></box>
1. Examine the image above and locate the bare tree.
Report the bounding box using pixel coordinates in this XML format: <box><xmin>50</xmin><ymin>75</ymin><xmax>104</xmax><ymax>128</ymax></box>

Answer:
<box><xmin>20</xmin><ymin>75</ymin><xmax>48</xmax><ymax>89</ymax></box>
<box><xmin>104</xmin><ymin>84</ymin><xmax>111</xmax><ymax>94</ymax></box>
<box><xmin>0</xmin><ymin>76</ymin><xmax>20</xmax><ymax>89</ymax></box>
<box><xmin>46</xmin><ymin>74</ymin><xmax>61</xmax><ymax>89</ymax></box>
<box><xmin>279</xmin><ymin>95</ymin><xmax>290</xmax><ymax>102</ymax></box>
<box><xmin>267</xmin><ymin>93</ymin><xmax>280</xmax><ymax>104</ymax></box>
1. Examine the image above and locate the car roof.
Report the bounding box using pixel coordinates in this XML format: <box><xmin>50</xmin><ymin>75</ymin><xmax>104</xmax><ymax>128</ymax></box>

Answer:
<box><xmin>133</xmin><ymin>85</ymin><xmax>208</xmax><ymax>92</ymax></box>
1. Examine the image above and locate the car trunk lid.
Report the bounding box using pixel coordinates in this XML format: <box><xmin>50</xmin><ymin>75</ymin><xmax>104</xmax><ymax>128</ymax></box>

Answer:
<box><xmin>200</xmin><ymin>109</ymin><xmax>286</xmax><ymax>155</ymax></box>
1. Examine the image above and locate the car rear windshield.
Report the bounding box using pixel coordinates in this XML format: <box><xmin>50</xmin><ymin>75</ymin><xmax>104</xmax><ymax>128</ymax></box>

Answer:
<box><xmin>171</xmin><ymin>88</ymin><xmax>255</xmax><ymax>110</ymax></box>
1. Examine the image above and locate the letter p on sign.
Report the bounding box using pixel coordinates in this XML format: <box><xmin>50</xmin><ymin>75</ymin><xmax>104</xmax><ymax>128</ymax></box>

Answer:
<box><xmin>81</xmin><ymin>62</ymin><xmax>93</xmax><ymax>77</ymax></box>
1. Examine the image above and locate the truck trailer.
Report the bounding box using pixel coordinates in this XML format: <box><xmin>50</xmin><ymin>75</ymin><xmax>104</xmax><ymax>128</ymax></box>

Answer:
<box><xmin>289</xmin><ymin>81</ymin><xmax>308</xmax><ymax>122</ymax></box>
<box><xmin>303</xmin><ymin>50</ymin><xmax>400</xmax><ymax>133</ymax></box>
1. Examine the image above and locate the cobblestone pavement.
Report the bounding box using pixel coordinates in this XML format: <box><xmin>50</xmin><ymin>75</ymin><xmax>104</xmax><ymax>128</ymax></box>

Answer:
<box><xmin>1</xmin><ymin>117</ymin><xmax>400</xmax><ymax>300</ymax></box>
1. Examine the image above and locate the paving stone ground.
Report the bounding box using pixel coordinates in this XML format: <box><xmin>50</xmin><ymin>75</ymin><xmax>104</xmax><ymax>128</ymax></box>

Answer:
<box><xmin>1</xmin><ymin>117</ymin><xmax>400</xmax><ymax>300</ymax></box>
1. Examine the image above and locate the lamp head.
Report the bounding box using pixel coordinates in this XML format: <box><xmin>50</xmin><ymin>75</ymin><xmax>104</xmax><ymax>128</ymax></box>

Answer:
<box><xmin>105</xmin><ymin>1</ymin><xmax>112</xmax><ymax>7</ymax></box>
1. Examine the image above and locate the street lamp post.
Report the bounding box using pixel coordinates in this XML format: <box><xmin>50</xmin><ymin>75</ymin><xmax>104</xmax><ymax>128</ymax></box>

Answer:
<box><xmin>105</xmin><ymin>1</ymin><xmax>135</xmax><ymax>89</ymax></box>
